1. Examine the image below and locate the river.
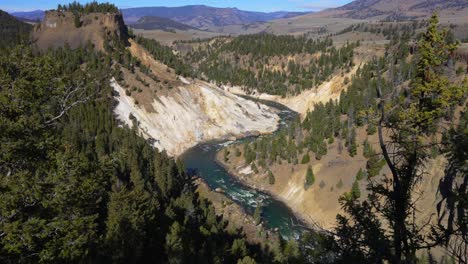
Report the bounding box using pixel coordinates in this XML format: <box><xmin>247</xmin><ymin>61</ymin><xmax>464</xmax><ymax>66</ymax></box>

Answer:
<box><xmin>180</xmin><ymin>98</ymin><xmax>309</xmax><ymax>239</ymax></box>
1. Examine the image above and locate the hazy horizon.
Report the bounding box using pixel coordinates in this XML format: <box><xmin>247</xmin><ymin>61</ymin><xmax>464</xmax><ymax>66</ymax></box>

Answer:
<box><xmin>2</xmin><ymin>0</ymin><xmax>352</xmax><ymax>13</ymax></box>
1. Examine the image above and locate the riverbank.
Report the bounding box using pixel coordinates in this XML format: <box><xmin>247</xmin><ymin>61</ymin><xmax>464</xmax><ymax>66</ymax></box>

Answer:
<box><xmin>194</xmin><ymin>177</ymin><xmax>280</xmax><ymax>246</ymax></box>
<box><xmin>215</xmin><ymin>123</ymin><xmax>449</xmax><ymax>232</ymax></box>
<box><xmin>214</xmin><ymin>127</ymin><xmax>381</xmax><ymax>230</ymax></box>
<box><xmin>214</xmin><ymin>150</ymin><xmax>321</xmax><ymax>230</ymax></box>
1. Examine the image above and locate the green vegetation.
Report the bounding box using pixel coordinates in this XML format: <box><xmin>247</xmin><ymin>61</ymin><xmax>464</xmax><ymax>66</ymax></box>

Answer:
<box><xmin>366</xmin><ymin>151</ymin><xmax>386</xmax><ymax>178</ymax></box>
<box><xmin>337</xmin><ymin>21</ymin><xmax>426</xmax><ymax>41</ymax></box>
<box><xmin>355</xmin><ymin>168</ymin><xmax>365</xmax><ymax>181</ymax></box>
<box><xmin>57</xmin><ymin>1</ymin><xmax>119</xmax><ymax>13</ymax></box>
<box><xmin>2</xmin><ymin>12</ymin><xmax>329</xmax><ymax>263</ymax></box>
<box><xmin>181</xmin><ymin>34</ymin><xmax>357</xmax><ymax>96</ymax></box>
<box><xmin>350</xmin><ymin>180</ymin><xmax>361</xmax><ymax>199</ymax></box>
<box><xmin>74</xmin><ymin>13</ymin><xmax>81</xmax><ymax>27</ymax></box>
<box><xmin>268</xmin><ymin>170</ymin><xmax>276</xmax><ymax>185</ymax></box>
<box><xmin>235</xmin><ymin>147</ymin><xmax>241</xmax><ymax>157</ymax></box>
<box><xmin>1</xmin><ymin>7</ymin><xmax>466</xmax><ymax>263</ymax></box>
<box><xmin>243</xmin><ymin>143</ymin><xmax>256</xmax><ymax>165</ymax></box>
<box><xmin>235</xmin><ymin>20</ymin><xmax>417</xmax><ymax>178</ymax></box>
<box><xmin>362</xmin><ymin>141</ymin><xmax>386</xmax><ymax>178</ymax></box>
<box><xmin>0</xmin><ymin>17</ymin><xmax>290</xmax><ymax>261</ymax></box>
<box><xmin>334</xmin><ymin>14</ymin><xmax>467</xmax><ymax>263</ymax></box>
<box><xmin>301</xmin><ymin>152</ymin><xmax>310</xmax><ymax>164</ymax></box>
<box><xmin>436</xmin><ymin>103</ymin><xmax>468</xmax><ymax>263</ymax></box>
<box><xmin>220</xmin><ymin>34</ymin><xmax>333</xmax><ymax>57</ymax></box>
<box><xmin>0</xmin><ymin>10</ymin><xmax>31</xmax><ymax>49</ymax></box>
<box><xmin>228</xmin><ymin>14</ymin><xmax>466</xmax><ymax>263</ymax></box>
<box><xmin>304</xmin><ymin>165</ymin><xmax>315</xmax><ymax>190</ymax></box>
<box><xmin>136</xmin><ymin>36</ymin><xmax>195</xmax><ymax>77</ymax></box>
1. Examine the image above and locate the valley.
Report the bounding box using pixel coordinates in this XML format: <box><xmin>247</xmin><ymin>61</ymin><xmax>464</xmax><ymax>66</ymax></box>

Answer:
<box><xmin>1</xmin><ymin>0</ymin><xmax>467</xmax><ymax>263</ymax></box>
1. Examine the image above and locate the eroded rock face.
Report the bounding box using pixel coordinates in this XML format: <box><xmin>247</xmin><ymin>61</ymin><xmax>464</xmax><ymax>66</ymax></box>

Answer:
<box><xmin>32</xmin><ymin>11</ymin><xmax>128</xmax><ymax>50</ymax></box>
<box><xmin>112</xmin><ymin>79</ymin><xmax>279</xmax><ymax>156</ymax></box>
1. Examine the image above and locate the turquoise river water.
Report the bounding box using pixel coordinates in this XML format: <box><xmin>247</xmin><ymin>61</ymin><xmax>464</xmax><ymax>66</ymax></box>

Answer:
<box><xmin>180</xmin><ymin>99</ymin><xmax>309</xmax><ymax>239</ymax></box>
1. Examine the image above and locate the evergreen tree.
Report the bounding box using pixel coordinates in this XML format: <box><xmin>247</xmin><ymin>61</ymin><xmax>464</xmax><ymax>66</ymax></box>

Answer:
<box><xmin>0</xmin><ymin>40</ymin><xmax>275</xmax><ymax>263</ymax></box>
<box><xmin>334</xmin><ymin>14</ymin><xmax>466</xmax><ymax>263</ymax></box>
<box><xmin>166</xmin><ymin>222</ymin><xmax>185</xmax><ymax>264</ymax></box>
<box><xmin>268</xmin><ymin>170</ymin><xmax>276</xmax><ymax>185</ymax></box>
<box><xmin>74</xmin><ymin>14</ymin><xmax>81</xmax><ymax>28</ymax></box>
<box><xmin>348</xmin><ymin>128</ymin><xmax>357</xmax><ymax>157</ymax></box>
<box><xmin>231</xmin><ymin>239</ymin><xmax>248</xmax><ymax>259</ymax></box>
<box><xmin>301</xmin><ymin>153</ymin><xmax>310</xmax><ymax>164</ymax></box>
<box><xmin>434</xmin><ymin>108</ymin><xmax>468</xmax><ymax>263</ymax></box>
<box><xmin>356</xmin><ymin>168</ymin><xmax>365</xmax><ymax>181</ymax></box>
<box><xmin>304</xmin><ymin>165</ymin><xmax>315</xmax><ymax>190</ymax></box>
<box><xmin>366</xmin><ymin>152</ymin><xmax>385</xmax><ymax>178</ymax></box>
<box><xmin>237</xmin><ymin>256</ymin><xmax>257</xmax><ymax>264</ymax></box>
<box><xmin>350</xmin><ymin>180</ymin><xmax>361</xmax><ymax>199</ymax></box>
<box><xmin>0</xmin><ymin>10</ymin><xmax>32</xmax><ymax>49</ymax></box>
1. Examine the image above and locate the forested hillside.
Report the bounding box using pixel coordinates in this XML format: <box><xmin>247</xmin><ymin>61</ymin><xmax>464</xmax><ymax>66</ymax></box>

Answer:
<box><xmin>135</xmin><ymin>35</ymin><xmax>195</xmax><ymax>77</ymax></box>
<box><xmin>1</xmin><ymin>2</ymin><xmax>467</xmax><ymax>263</ymax></box>
<box><xmin>230</xmin><ymin>17</ymin><xmax>462</xmax><ymax>179</ymax></box>
<box><xmin>0</xmin><ymin>4</ymin><xmax>297</xmax><ymax>263</ymax></box>
<box><xmin>0</xmin><ymin>10</ymin><xmax>31</xmax><ymax>48</ymax></box>
<box><xmin>177</xmin><ymin>34</ymin><xmax>357</xmax><ymax>96</ymax></box>
<box><xmin>220</xmin><ymin>14</ymin><xmax>468</xmax><ymax>263</ymax></box>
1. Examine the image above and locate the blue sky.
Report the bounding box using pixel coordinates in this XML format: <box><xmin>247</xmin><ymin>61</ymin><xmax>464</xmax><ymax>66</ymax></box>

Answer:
<box><xmin>1</xmin><ymin>0</ymin><xmax>352</xmax><ymax>12</ymax></box>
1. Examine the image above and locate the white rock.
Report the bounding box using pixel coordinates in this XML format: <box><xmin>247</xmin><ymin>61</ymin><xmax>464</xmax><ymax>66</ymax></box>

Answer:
<box><xmin>111</xmin><ymin>78</ymin><xmax>279</xmax><ymax>156</ymax></box>
<box><xmin>239</xmin><ymin>165</ymin><xmax>253</xmax><ymax>175</ymax></box>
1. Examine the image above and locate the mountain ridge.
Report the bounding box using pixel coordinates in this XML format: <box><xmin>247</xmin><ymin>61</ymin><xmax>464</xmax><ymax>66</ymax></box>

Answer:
<box><xmin>122</xmin><ymin>5</ymin><xmax>308</xmax><ymax>29</ymax></box>
<box><xmin>327</xmin><ymin>0</ymin><xmax>468</xmax><ymax>19</ymax></box>
<box><xmin>11</xmin><ymin>5</ymin><xmax>308</xmax><ymax>29</ymax></box>
<box><xmin>10</xmin><ymin>9</ymin><xmax>44</xmax><ymax>21</ymax></box>
<box><xmin>130</xmin><ymin>16</ymin><xmax>198</xmax><ymax>31</ymax></box>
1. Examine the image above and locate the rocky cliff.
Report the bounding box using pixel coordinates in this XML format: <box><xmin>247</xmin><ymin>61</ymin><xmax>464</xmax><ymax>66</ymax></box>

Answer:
<box><xmin>112</xmin><ymin>40</ymin><xmax>280</xmax><ymax>156</ymax></box>
<box><xmin>112</xmin><ymin>78</ymin><xmax>279</xmax><ymax>156</ymax></box>
<box><xmin>32</xmin><ymin>10</ymin><xmax>128</xmax><ymax>50</ymax></box>
<box><xmin>32</xmin><ymin>10</ymin><xmax>279</xmax><ymax>156</ymax></box>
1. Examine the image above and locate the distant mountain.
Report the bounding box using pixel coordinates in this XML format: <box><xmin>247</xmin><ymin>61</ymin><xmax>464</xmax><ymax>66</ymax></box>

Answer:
<box><xmin>11</xmin><ymin>6</ymin><xmax>308</xmax><ymax>29</ymax></box>
<box><xmin>326</xmin><ymin>0</ymin><xmax>468</xmax><ymax>20</ymax></box>
<box><xmin>130</xmin><ymin>16</ymin><xmax>198</xmax><ymax>31</ymax></box>
<box><xmin>10</xmin><ymin>10</ymin><xmax>44</xmax><ymax>21</ymax></box>
<box><xmin>121</xmin><ymin>5</ymin><xmax>308</xmax><ymax>29</ymax></box>
<box><xmin>15</xmin><ymin>17</ymin><xmax>39</xmax><ymax>23</ymax></box>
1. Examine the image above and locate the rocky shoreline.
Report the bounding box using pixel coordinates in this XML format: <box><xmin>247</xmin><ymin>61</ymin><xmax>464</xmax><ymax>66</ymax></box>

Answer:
<box><xmin>193</xmin><ymin>177</ymin><xmax>281</xmax><ymax>245</ymax></box>
<box><xmin>214</xmin><ymin>150</ymin><xmax>318</xmax><ymax>232</ymax></box>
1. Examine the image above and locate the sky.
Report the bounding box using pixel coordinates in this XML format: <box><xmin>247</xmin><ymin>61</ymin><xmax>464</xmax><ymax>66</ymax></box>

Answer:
<box><xmin>1</xmin><ymin>0</ymin><xmax>353</xmax><ymax>13</ymax></box>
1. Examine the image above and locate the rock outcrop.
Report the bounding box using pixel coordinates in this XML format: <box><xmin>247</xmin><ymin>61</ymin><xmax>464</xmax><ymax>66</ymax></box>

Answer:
<box><xmin>32</xmin><ymin>10</ymin><xmax>280</xmax><ymax>157</ymax></box>
<box><xmin>112</xmin><ymin>79</ymin><xmax>279</xmax><ymax>156</ymax></box>
<box><xmin>32</xmin><ymin>10</ymin><xmax>128</xmax><ymax>50</ymax></box>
